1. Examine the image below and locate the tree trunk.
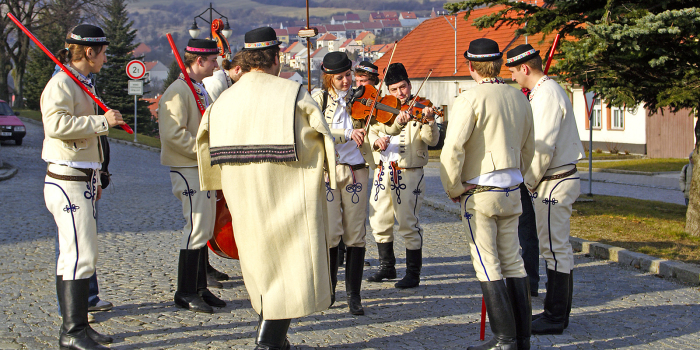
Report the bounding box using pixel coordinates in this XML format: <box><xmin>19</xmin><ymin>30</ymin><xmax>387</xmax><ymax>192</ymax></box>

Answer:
<box><xmin>685</xmin><ymin>112</ymin><xmax>700</xmax><ymax>236</ymax></box>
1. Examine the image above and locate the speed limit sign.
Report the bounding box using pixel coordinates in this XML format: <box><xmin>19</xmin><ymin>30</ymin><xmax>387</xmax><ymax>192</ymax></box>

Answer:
<box><xmin>126</xmin><ymin>60</ymin><xmax>146</xmax><ymax>80</ymax></box>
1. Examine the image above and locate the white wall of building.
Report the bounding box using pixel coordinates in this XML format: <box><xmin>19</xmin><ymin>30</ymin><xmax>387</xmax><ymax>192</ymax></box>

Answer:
<box><xmin>571</xmin><ymin>87</ymin><xmax>646</xmax><ymax>148</ymax></box>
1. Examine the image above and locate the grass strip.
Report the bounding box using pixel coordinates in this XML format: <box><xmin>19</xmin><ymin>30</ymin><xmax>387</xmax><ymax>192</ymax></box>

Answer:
<box><xmin>577</xmin><ymin>158</ymin><xmax>687</xmax><ymax>172</ymax></box>
<box><xmin>572</xmin><ymin>195</ymin><xmax>700</xmax><ymax>265</ymax></box>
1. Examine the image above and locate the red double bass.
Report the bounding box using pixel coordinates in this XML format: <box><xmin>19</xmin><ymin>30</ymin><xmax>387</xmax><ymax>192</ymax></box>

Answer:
<box><xmin>207</xmin><ymin>19</ymin><xmax>239</xmax><ymax>259</ymax></box>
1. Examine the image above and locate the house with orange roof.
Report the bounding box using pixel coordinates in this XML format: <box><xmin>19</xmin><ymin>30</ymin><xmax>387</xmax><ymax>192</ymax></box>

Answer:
<box><xmin>279</xmin><ymin>71</ymin><xmax>304</xmax><ymax>84</ymax></box>
<box><xmin>363</xmin><ymin>22</ymin><xmax>383</xmax><ymax>36</ymax></box>
<box><xmin>144</xmin><ymin>61</ymin><xmax>168</xmax><ymax>82</ymax></box>
<box><xmin>316</xmin><ymin>33</ymin><xmax>339</xmax><ymax>52</ymax></box>
<box><xmin>324</xmin><ymin>24</ymin><xmax>346</xmax><ymax>40</ymax></box>
<box><xmin>399</xmin><ymin>12</ymin><xmax>420</xmax><ymax>28</ymax></box>
<box><xmin>369</xmin><ymin>11</ymin><xmax>398</xmax><ymax>22</ymax></box>
<box><xmin>142</xmin><ymin>95</ymin><xmax>162</xmax><ymax>121</ymax></box>
<box><xmin>339</xmin><ymin>38</ymin><xmax>362</xmax><ymax>55</ymax></box>
<box><xmin>354</xmin><ymin>31</ymin><xmax>375</xmax><ymax>47</ymax></box>
<box><xmin>132</xmin><ymin>43</ymin><xmax>151</xmax><ymax>58</ymax></box>
<box><xmin>310</xmin><ymin>46</ymin><xmax>329</xmax><ymax>71</ymax></box>
<box><xmin>344</xmin><ymin>22</ymin><xmax>365</xmax><ymax>38</ymax></box>
<box><xmin>282</xmin><ymin>41</ymin><xmax>305</xmax><ymax>66</ymax></box>
<box><xmin>372</xmin><ymin>6</ymin><xmax>692</xmax><ymax>157</ymax></box>
<box><xmin>381</xmin><ymin>20</ymin><xmax>402</xmax><ymax>35</ymax></box>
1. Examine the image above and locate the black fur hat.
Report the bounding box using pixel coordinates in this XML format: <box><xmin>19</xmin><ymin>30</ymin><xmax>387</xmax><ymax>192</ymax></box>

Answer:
<box><xmin>384</xmin><ymin>63</ymin><xmax>408</xmax><ymax>86</ymax></box>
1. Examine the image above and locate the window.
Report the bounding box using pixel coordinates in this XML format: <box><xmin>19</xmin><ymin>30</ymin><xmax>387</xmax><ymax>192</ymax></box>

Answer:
<box><xmin>611</xmin><ymin>106</ymin><xmax>624</xmax><ymax>129</ymax></box>
<box><xmin>591</xmin><ymin>98</ymin><xmax>602</xmax><ymax>129</ymax></box>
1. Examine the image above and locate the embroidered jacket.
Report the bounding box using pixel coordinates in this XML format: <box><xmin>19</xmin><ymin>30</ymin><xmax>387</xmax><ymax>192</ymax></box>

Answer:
<box><xmin>40</xmin><ymin>69</ymin><xmax>109</xmax><ymax>163</ymax></box>
<box><xmin>368</xmin><ymin>108</ymin><xmax>439</xmax><ymax>168</ymax></box>
<box><xmin>440</xmin><ymin>82</ymin><xmax>535</xmax><ymax>199</ymax></box>
<box><xmin>158</xmin><ymin>78</ymin><xmax>208</xmax><ymax>167</ymax></box>
<box><xmin>312</xmin><ymin>88</ymin><xmax>404</xmax><ymax>169</ymax></box>
<box><xmin>523</xmin><ymin>78</ymin><xmax>585</xmax><ymax>189</ymax></box>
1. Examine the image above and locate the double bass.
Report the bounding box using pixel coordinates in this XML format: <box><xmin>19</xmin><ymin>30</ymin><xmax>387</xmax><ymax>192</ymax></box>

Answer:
<box><xmin>207</xmin><ymin>19</ymin><xmax>239</xmax><ymax>259</ymax></box>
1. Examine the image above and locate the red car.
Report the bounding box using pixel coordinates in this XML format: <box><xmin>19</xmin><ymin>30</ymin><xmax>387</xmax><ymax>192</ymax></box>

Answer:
<box><xmin>0</xmin><ymin>100</ymin><xmax>26</xmax><ymax>145</ymax></box>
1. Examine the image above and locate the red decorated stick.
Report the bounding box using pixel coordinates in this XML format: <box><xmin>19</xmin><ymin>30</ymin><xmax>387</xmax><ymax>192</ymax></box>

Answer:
<box><xmin>6</xmin><ymin>13</ymin><xmax>133</xmax><ymax>134</ymax></box>
<box><xmin>480</xmin><ymin>296</ymin><xmax>487</xmax><ymax>341</ymax></box>
<box><xmin>543</xmin><ymin>33</ymin><xmax>561</xmax><ymax>75</ymax></box>
<box><xmin>165</xmin><ymin>33</ymin><xmax>206</xmax><ymax>116</ymax></box>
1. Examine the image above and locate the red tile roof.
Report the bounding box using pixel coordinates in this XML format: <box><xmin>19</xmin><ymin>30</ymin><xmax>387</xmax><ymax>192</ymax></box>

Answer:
<box><xmin>318</xmin><ymin>33</ymin><xmax>337</xmax><ymax>41</ymax></box>
<box><xmin>340</xmin><ymin>38</ymin><xmax>354</xmax><ymax>48</ymax></box>
<box><xmin>283</xmin><ymin>41</ymin><xmax>301</xmax><ymax>53</ymax></box>
<box><xmin>363</xmin><ymin>22</ymin><xmax>383</xmax><ymax>30</ymax></box>
<box><xmin>346</xmin><ymin>14</ymin><xmax>361</xmax><ymax>21</ymax></box>
<box><xmin>287</xmin><ymin>26</ymin><xmax>302</xmax><ymax>35</ymax></box>
<box><xmin>381</xmin><ymin>20</ymin><xmax>401</xmax><ymax>28</ymax></box>
<box><xmin>344</xmin><ymin>23</ymin><xmax>364</xmax><ymax>30</ymax></box>
<box><xmin>274</xmin><ymin>28</ymin><xmax>288</xmax><ymax>36</ymax></box>
<box><xmin>144</xmin><ymin>61</ymin><xmax>158</xmax><ymax>71</ymax></box>
<box><xmin>132</xmin><ymin>43</ymin><xmax>151</xmax><ymax>57</ymax></box>
<box><xmin>373</xmin><ymin>7</ymin><xmax>558</xmax><ymax>80</ymax></box>
<box><xmin>143</xmin><ymin>95</ymin><xmax>162</xmax><ymax>120</ymax></box>
<box><xmin>279</xmin><ymin>72</ymin><xmax>295</xmax><ymax>79</ymax></box>
<box><xmin>356</xmin><ymin>31</ymin><xmax>372</xmax><ymax>41</ymax></box>
<box><xmin>401</xmin><ymin>12</ymin><xmax>417</xmax><ymax>19</ymax></box>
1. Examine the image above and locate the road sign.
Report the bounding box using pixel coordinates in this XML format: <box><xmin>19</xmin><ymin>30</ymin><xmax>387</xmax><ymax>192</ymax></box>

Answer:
<box><xmin>128</xmin><ymin>80</ymin><xmax>143</xmax><ymax>95</ymax></box>
<box><xmin>126</xmin><ymin>60</ymin><xmax>146</xmax><ymax>80</ymax></box>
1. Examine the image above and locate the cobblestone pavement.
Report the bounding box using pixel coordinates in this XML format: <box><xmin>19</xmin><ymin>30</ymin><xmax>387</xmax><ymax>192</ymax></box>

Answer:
<box><xmin>1</xmin><ymin>122</ymin><xmax>699</xmax><ymax>349</ymax></box>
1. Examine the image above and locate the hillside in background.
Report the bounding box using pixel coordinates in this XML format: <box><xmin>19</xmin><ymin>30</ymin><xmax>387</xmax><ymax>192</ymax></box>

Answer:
<box><xmin>127</xmin><ymin>0</ymin><xmax>450</xmax><ymax>63</ymax></box>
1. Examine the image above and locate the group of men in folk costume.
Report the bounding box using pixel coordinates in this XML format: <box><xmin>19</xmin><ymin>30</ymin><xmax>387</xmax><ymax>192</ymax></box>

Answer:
<box><xmin>41</xmin><ymin>18</ymin><xmax>583</xmax><ymax>349</ymax></box>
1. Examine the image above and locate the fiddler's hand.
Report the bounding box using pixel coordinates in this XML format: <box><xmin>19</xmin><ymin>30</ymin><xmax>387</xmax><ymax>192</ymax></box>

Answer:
<box><xmin>351</xmin><ymin>128</ymin><xmax>366</xmax><ymax>147</ymax></box>
<box><xmin>374</xmin><ymin>136</ymin><xmax>390</xmax><ymax>151</ymax></box>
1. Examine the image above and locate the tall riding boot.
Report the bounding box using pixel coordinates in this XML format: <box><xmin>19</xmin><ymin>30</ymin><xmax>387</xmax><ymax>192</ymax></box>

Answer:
<box><xmin>337</xmin><ymin>240</ymin><xmax>346</xmax><ymax>267</ymax></box>
<box><xmin>395</xmin><ymin>248</ymin><xmax>421</xmax><ymax>288</ymax></box>
<box><xmin>206</xmin><ymin>248</ymin><xmax>230</xmax><ymax>281</ymax></box>
<box><xmin>467</xmin><ymin>280</ymin><xmax>517</xmax><ymax>350</ymax></box>
<box><xmin>58</xmin><ymin>278</ymin><xmax>109</xmax><ymax>350</ymax></box>
<box><xmin>328</xmin><ymin>246</ymin><xmax>339</xmax><ymax>306</ymax></box>
<box><xmin>203</xmin><ymin>248</ymin><xmax>223</xmax><ymax>289</ymax></box>
<box><xmin>255</xmin><ymin>317</ymin><xmax>292</xmax><ymax>350</ymax></box>
<box><xmin>345</xmin><ymin>246</ymin><xmax>366</xmax><ymax>315</ymax></box>
<box><xmin>564</xmin><ymin>270</ymin><xmax>573</xmax><ymax>329</ymax></box>
<box><xmin>531</xmin><ymin>269</ymin><xmax>571</xmax><ymax>335</ymax></box>
<box><xmin>506</xmin><ymin>277</ymin><xmax>532</xmax><ymax>350</ymax></box>
<box><xmin>174</xmin><ymin>249</ymin><xmax>212</xmax><ymax>313</ymax></box>
<box><xmin>197</xmin><ymin>246</ymin><xmax>226</xmax><ymax>307</ymax></box>
<box><xmin>367</xmin><ymin>242</ymin><xmax>396</xmax><ymax>282</ymax></box>
<box><xmin>57</xmin><ymin>276</ymin><xmax>113</xmax><ymax>345</ymax></box>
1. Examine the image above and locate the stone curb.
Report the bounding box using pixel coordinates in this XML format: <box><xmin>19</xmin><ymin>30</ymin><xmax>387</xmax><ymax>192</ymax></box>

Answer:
<box><xmin>0</xmin><ymin>163</ymin><xmax>19</xmax><ymax>181</ymax></box>
<box><xmin>576</xmin><ymin>166</ymin><xmax>665</xmax><ymax>176</ymax></box>
<box><xmin>19</xmin><ymin>116</ymin><xmax>160</xmax><ymax>153</ymax></box>
<box><xmin>423</xmin><ymin>197</ymin><xmax>700</xmax><ymax>285</ymax></box>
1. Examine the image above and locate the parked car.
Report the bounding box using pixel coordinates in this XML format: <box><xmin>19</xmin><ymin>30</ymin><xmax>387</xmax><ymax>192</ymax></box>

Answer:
<box><xmin>0</xmin><ymin>100</ymin><xmax>25</xmax><ymax>145</ymax></box>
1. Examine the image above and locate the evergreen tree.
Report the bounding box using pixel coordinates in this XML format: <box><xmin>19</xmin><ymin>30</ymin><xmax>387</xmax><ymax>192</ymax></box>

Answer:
<box><xmin>163</xmin><ymin>59</ymin><xmax>180</xmax><ymax>90</ymax></box>
<box><xmin>99</xmin><ymin>0</ymin><xmax>157</xmax><ymax>135</ymax></box>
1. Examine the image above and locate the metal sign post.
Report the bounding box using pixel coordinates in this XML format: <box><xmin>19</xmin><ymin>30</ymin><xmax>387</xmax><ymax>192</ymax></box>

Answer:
<box><xmin>128</xmin><ymin>80</ymin><xmax>144</xmax><ymax>142</ymax></box>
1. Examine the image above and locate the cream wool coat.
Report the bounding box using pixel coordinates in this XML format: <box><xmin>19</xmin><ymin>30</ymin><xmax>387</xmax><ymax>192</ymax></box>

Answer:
<box><xmin>368</xmin><ymin>119</ymin><xmax>439</xmax><ymax>168</ymax></box>
<box><xmin>523</xmin><ymin>78</ymin><xmax>585</xmax><ymax>189</ymax></box>
<box><xmin>202</xmin><ymin>70</ymin><xmax>231</xmax><ymax>102</ymax></box>
<box><xmin>41</xmin><ymin>71</ymin><xmax>109</xmax><ymax>163</ymax></box>
<box><xmin>197</xmin><ymin>72</ymin><xmax>336</xmax><ymax>320</ymax></box>
<box><xmin>158</xmin><ymin>79</ymin><xmax>207</xmax><ymax>167</ymax></box>
<box><xmin>440</xmin><ymin>83</ymin><xmax>535</xmax><ymax>199</ymax></box>
<box><xmin>312</xmin><ymin>88</ymin><xmax>404</xmax><ymax>168</ymax></box>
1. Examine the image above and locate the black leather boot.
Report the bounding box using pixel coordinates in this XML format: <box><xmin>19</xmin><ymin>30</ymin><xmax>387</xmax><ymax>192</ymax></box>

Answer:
<box><xmin>467</xmin><ymin>280</ymin><xmax>517</xmax><ymax>350</ymax></box>
<box><xmin>367</xmin><ymin>242</ymin><xmax>396</xmax><ymax>282</ymax></box>
<box><xmin>197</xmin><ymin>246</ymin><xmax>226</xmax><ymax>307</ymax></box>
<box><xmin>532</xmin><ymin>269</ymin><xmax>571</xmax><ymax>335</ymax></box>
<box><xmin>345</xmin><ymin>246</ymin><xmax>366</xmax><ymax>315</ymax></box>
<box><xmin>338</xmin><ymin>240</ymin><xmax>346</xmax><ymax>267</ymax></box>
<box><xmin>57</xmin><ymin>276</ymin><xmax>113</xmax><ymax>345</ymax></box>
<box><xmin>174</xmin><ymin>249</ymin><xmax>212</xmax><ymax>313</ymax></box>
<box><xmin>395</xmin><ymin>248</ymin><xmax>421</xmax><ymax>288</ymax></box>
<box><xmin>255</xmin><ymin>317</ymin><xmax>292</xmax><ymax>350</ymax></box>
<box><xmin>506</xmin><ymin>277</ymin><xmax>532</xmax><ymax>350</ymax></box>
<box><xmin>564</xmin><ymin>270</ymin><xmax>573</xmax><ymax>329</ymax></box>
<box><xmin>329</xmin><ymin>246</ymin><xmax>339</xmax><ymax>306</ymax></box>
<box><xmin>206</xmin><ymin>248</ymin><xmax>230</xmax><ymax>281</ymax></box>
<box><xmin>58</xmin><ymin>278</ymin><xmax>109</xmax><ymax>350</ymax></box>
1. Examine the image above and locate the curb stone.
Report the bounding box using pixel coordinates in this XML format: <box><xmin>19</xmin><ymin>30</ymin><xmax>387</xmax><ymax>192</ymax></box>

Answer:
<box><xmin>0</xmin><ymin>162</ymin><xmax>18</xmax><ymax>181</ymax></box>
<box><xmin>423</xmin><ymin>197</ymin><xmax>700</xmax><ymax>285</ymax></box>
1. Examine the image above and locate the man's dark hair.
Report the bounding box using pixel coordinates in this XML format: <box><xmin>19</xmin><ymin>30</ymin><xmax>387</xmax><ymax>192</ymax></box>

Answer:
<box><xmin>239</xmin><ymin>47</ymin><xmax>280</xmax><ymax>70</ymax></box>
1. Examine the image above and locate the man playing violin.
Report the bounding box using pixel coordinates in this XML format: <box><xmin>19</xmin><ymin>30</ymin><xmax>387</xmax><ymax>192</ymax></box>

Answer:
<box><xmin>440</xmin><ymin>38</ymin><xmax>534</xmax><ymax>350</ymax></box>
<box><xmin>367</xmin><ymin>62</ymin><xmax>439</xmax><ymax>289</ymax></box>
<box><xmin>158</xmin><ymin>38</ymin><xmax>226</xmax><ymax>314</ymax></box>
<box><xmin>312</xmin><ymin>52</ymin><xmax>410</xmax><ymax>316</ymax></box>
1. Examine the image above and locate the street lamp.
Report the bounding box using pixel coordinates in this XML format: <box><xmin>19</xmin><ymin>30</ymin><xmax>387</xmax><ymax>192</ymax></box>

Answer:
<box><xmin>188</xmin><ymin>2</ymin><xmax>232</xmax><ymax>39</ymax></box>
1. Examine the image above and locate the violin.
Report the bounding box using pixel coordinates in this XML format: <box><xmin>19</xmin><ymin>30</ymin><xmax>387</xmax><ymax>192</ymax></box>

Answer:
<box><xmin>350</xmin><ymin>85</ymin><xmax>402</xmax><ymax>125</ymax></box>
<box><xmin>350</xmin><ymin>85</ymin><xmax>442</xmax><ymax>125</ymax></box>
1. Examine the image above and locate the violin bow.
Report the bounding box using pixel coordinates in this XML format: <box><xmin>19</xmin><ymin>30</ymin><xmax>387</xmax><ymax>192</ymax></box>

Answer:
<box><xmin>364</xmin><ymin>41</ymin><xmax>399</xmax><ymax>133</ymax></box>
<box><xmin>407</xmin><ymin>69</ymin><xmax>433</xmax><ymax>112</ymax></box>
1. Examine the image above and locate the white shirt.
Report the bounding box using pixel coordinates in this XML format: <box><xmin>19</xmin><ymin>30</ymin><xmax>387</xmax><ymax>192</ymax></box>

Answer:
<box><xmin>330</xmin><ymin>90</ymin><xmax>365</xmax><ymax>165</ymax></box>
<box><xmin>43</xmin><ymin>159</ymin><xmax>100</xmax><ymax>170</ymax></box>
<box><xmin>378</xmin><ymin>132</ymin><xmax>401</xmax><ymax>163</ymax></box>
<box><xmin>467</xmin><ymin>168</ymin><xmax>523</xmax><ymax>188</ymax></box>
